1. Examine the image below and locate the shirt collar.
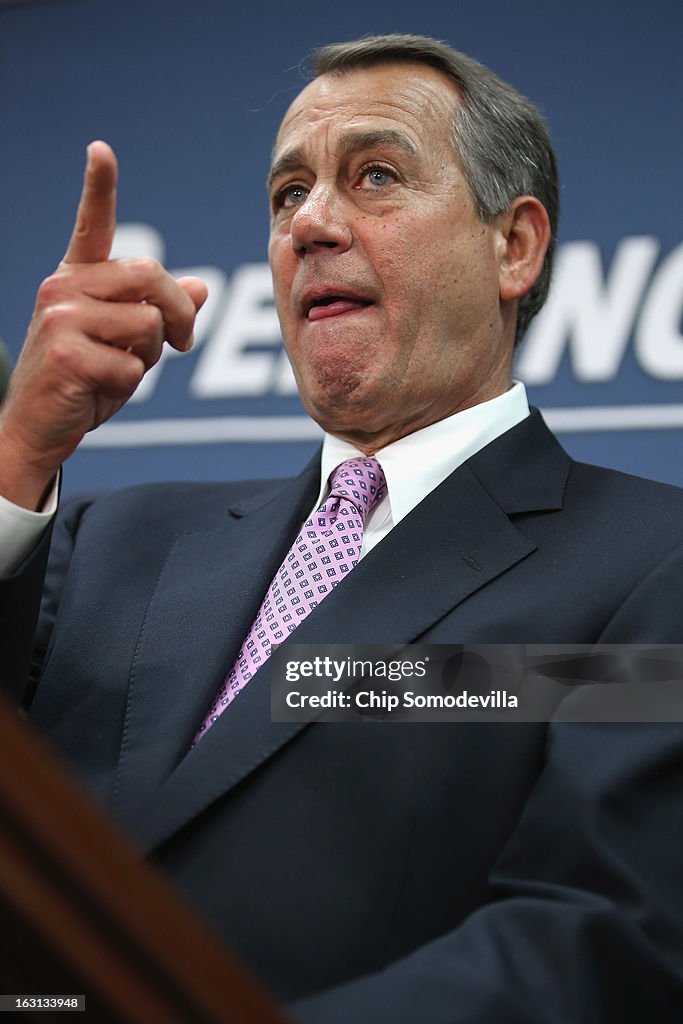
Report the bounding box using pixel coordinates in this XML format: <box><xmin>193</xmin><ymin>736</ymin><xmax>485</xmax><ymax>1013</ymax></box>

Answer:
<box><xmin>316</xmin><ymin>382</ymin><xmax>530</xmax><ymax>525</ymax></box>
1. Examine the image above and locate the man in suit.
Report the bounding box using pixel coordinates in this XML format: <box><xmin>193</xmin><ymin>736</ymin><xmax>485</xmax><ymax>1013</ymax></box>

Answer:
<box><xmin>2</xmin><ymin>33</ymin><xmax>683</xmax><ymax>1022</ymax></box>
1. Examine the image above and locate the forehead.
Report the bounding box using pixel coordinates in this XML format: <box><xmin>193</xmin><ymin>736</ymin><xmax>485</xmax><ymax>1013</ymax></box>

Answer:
<box><xmin>273</xmin><ymin>62</ymin><xmax>461</xmax><ymax>160</ymax></box>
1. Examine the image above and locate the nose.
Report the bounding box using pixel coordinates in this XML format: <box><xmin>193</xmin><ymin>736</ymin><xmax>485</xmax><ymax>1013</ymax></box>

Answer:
<box><xmin>290</xmin><ymin>185</ymin><xmax>352</xmax><ymax>256</ymax></box>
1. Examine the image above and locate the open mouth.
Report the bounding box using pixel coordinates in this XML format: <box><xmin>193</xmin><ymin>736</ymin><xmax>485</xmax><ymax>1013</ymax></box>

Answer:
<box><xmin>306</xmin><ymin>295</ymin><xmax>374</xmax><ymax>321</ymax></box>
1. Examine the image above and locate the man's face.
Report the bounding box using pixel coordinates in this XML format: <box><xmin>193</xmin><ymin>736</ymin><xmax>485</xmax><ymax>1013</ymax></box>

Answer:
<box><xmin>268</xmin><ymin>62</ymin><xmax>514</xmax><ymax>452</ymax></box>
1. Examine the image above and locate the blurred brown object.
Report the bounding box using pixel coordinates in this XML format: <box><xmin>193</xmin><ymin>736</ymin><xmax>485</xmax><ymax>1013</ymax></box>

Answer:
<box><xmin>0</xmin><ymin>688</ymin><xmax>291</xmax><ymax>1024</ymax></box>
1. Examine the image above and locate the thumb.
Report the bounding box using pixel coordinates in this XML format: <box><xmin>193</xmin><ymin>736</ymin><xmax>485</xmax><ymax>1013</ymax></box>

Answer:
<box><xmin>176</xmin><ymin>276</ymin><xmax>209</xmax><ymax>312</ymax></box>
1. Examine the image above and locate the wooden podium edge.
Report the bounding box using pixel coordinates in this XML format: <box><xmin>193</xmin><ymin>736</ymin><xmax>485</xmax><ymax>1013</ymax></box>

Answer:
<box><xmin>0</xmin><ymin>688</ymin><xmax>291</xmax><ymax>1023</ymax></box>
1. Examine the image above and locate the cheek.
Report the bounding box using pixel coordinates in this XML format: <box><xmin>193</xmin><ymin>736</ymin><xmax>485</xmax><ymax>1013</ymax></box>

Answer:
<box><xmin>377</xmin><ymin>223</ymin><xmax>453</xmax><ymax>297</ymax></box>
<box><xmin>374</xmin><ymin>240</ymin><xmax>429</xmax><ymax>314</ymax></box>
<box><xmin>269</xmin><ymin>239</ymin><xmax>294</xmax><ymax>289</ymax></box>
<box><xmin>384</xmin><ymin>260</ymin><xmax>444</xmax><ymax>337</ymax></box>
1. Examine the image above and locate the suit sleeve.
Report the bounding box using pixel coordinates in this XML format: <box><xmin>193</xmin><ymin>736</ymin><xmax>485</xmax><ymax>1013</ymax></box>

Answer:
<box><xmin>0</xmin><ymin>498</ymin><xmax>90</xmax><ymax>706</ymax></box>
<box><xmin>290</xmin><ymin>547</ymin><xmax>683</xmax><ymax>1023</ymax></box>
<box><xmin>0</xmin><ymin>524</ymin><xmax>53</xmax><ymax>704</ymax></box>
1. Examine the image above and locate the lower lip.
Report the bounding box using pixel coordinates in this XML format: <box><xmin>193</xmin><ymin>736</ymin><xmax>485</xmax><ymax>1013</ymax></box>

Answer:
<box><xmin>307</xmin><ymin>300</ymin><xmax>373</xmax><ymax>321</ymax></box>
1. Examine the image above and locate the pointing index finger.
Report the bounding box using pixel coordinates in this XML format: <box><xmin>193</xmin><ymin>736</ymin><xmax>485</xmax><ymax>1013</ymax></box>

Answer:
<box><xmin>63</xmin><ymin>140</ymin><xmax>118</xmax><ymax>264</ymax></box>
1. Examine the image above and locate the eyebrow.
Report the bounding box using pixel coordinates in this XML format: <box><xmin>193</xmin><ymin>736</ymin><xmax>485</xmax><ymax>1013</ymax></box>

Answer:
<box><xmin>266</xmin><ymin>129</ymin><xmax>417</xmax><ymax>193</ymax></box>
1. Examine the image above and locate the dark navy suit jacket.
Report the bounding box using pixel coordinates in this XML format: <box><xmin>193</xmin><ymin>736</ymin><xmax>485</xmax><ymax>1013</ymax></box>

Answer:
<box><xmin>3</xmin><ymin>410</ymin><xmax>683</xmax><ymax>1022</ymax></box>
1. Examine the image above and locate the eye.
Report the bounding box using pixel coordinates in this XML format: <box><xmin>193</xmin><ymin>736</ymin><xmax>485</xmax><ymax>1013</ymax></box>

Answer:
<box><xmin>273</xmin><ymin>183</ymin><xmax>309</xmax><ymax>210</ymax></box>
<box><xmin>358</xmin><ymin>164</ymin><xmax>398</xmax><ymax>190</ymax></box>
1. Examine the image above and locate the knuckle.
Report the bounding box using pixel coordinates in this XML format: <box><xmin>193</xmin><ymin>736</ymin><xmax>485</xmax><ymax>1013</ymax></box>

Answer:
<box><xmin>127</xmin><ymin>256</ymin><xmax>162</xmax><ymax>280</ymax></box>
<box><xmin>72</xmin><ymin>216</ymin><xmax>88</xmax><ymax>239</ymax></box>
<box><xmin>142</xmin><ymin>302</ymin><xmax>163</xmax><ymax>332</ymax></box>
<box><xmin>47</xmin><ymin>336</ymin><xmax>77</xmax><ymax>369</ymax></box>
<box><xmin>39</xmin><ymin>301</ymin><xmax>74</xmax><ymax>330</ymax></box>
<box><xmin>36</xmin><ymin>274</ymin><xmax>65</xmax><ymax>306</ymax></box>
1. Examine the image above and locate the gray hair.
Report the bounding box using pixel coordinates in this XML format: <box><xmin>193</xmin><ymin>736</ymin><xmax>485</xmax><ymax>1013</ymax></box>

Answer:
<box><xmin>311</xmin><ymin>34</ymin><xmax>559</xmax><ymax>345</ymax></box>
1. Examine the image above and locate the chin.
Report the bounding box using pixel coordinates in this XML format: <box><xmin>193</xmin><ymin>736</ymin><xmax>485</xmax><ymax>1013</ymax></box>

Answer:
<box><xmin>302</xmin><ymin>366</ymin><xmax>366</xmax><ymax>412</ymax></box>
<box><xmin>306</xmin><ymin>396</ymin><xmax>388</xmax><ymax>443</ymax></box>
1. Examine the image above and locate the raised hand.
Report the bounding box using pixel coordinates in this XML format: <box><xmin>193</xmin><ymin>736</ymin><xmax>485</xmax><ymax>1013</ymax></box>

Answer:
<box><xmin>0</xmin><ymin>142</ymin><xmax>207</xmax><ymax>510</ymax></box>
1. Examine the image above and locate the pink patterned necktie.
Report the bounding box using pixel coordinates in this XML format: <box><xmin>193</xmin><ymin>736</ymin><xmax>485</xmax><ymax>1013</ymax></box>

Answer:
<box><xmin>194</xmin><ymin>457</ymin><xmax>386</xmax><ymax>741</ymax></box>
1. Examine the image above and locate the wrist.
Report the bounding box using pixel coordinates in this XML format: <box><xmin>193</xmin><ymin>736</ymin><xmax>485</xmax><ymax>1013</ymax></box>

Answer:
<box><xmin>0</xmin><ymin>423</ymin><xmax>61</xmax><ymax>511</ymax></box>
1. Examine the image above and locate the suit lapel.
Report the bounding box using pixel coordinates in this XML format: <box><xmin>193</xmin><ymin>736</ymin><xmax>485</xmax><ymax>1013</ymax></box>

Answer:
<box><xmin>285</xmin><ymin>410</ymin><xmax>571</xmax><ymax>650</ymax></box>
<box><xmin>282</xmin><ymin>462</ymin><xmax>539</xmax><ymax>646</ymax></box>
<box><xmin>126</xmin><ymin>410</ymin><xmax>571</xmax><ymax>852</ymax></box>
<box><xmin>112</xmin><ymin>456</ymin><xmax>321</xmax><ymax>822</ymax></box>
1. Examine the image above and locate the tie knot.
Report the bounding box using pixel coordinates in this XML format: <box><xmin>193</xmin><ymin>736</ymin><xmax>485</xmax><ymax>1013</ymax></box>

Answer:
<box><xmin>327</xmin><ymin>457</ymin><xmax>386</xmax><ymax>523</ymax></box>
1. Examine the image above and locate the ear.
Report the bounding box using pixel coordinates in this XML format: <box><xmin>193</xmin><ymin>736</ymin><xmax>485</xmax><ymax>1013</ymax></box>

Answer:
<box><xmin>497</xmin><ymin>196</ymin><xmax>551</xmax><ymax>303</ymax></box>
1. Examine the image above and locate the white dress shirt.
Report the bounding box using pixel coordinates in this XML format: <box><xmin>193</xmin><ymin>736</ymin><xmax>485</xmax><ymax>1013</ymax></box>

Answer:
<box><xmin>0</xmin><ymin>382</ymin><xmax>529</xmax><ymax>574</ymax></box>
<box><xmin>314</xmin><ymin>381</ymin><xmax>529</xmax><ymax>557</ymax></box>
<box><xmin>0</xmin><ymin>480</ymin><xmax>58</xmax><ymax>575</ymax></box>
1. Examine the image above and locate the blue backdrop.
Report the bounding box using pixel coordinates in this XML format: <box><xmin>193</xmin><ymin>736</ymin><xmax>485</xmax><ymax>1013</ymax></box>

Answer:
<box><xmin>1</xmin><ymin>0</ymin><xmax>682</xmax><ymax>497</ymax></box>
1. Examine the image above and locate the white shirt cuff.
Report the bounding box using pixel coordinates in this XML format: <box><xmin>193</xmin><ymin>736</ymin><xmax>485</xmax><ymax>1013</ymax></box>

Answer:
<box><xmin>0</xmin><ymin>477</ymin><xmax>58</xmax><ymax>575</ymax></box>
